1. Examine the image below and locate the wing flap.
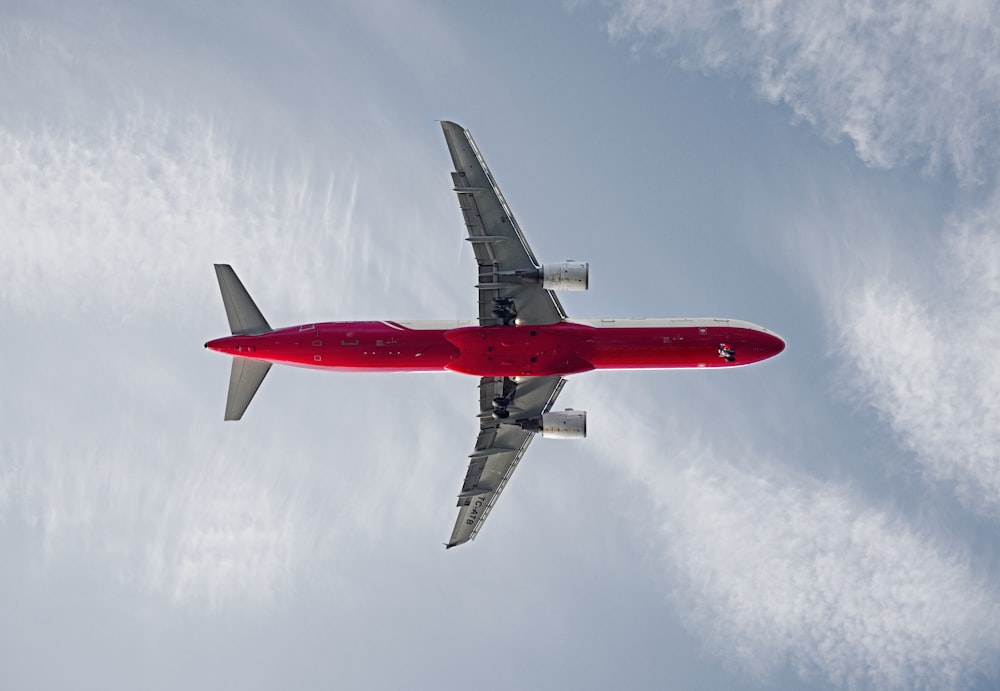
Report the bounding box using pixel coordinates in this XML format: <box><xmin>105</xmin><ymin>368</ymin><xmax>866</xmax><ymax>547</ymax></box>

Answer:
<box><xmin>446</xmin><ymin>375</ymin><xmax>566</xmax><ymax>548</ymax></box>
<box><xmin>441</xmin><ymin>121</ymin><xmax>566</xmax><ymax>326</ymax></box>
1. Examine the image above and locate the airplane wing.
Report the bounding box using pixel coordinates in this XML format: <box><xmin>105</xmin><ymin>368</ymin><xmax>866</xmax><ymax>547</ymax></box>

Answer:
<box><xmin>441</xmin><ymin>121</ymin><xmax>567</xmax><ymax>326</ymax></box>
<box><xmin>446</xmin><ymin>375</ymin><xmax>566</xmax><ymax>548</ymax></box>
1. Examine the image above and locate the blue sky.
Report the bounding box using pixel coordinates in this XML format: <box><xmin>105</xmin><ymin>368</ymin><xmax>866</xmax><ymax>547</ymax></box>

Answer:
<box><xmin>2</xmin><ymin>2</ymin><xmax>999</xmax><ymax>689</ymax></box>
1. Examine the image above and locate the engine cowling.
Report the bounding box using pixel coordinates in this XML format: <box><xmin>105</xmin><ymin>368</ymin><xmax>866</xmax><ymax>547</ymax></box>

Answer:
<box><xmin>539</xmin><ymin>410</ymin><xmax>587</xmax><ymax>439</ymax></box>
<box><xmin>541</xmin><ymin>262</ymin><xmax>589</xmax><ymax>291</ymax></box>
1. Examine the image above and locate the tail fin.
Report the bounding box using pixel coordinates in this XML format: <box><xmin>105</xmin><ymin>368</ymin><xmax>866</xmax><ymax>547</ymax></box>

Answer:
<box><xmin>225</xmin><ymin>357</ymin><xmax>271</xmax><ymax>421</ymax></box>
<box><xmin>214</xmin><ymin>264</ymin><xmax>271</xmax><ymax>335</ymax></box>
<box><xmin>212</xmin><ymin>264</ymin><xmax>272</xmax><ymax>420</ymax></box>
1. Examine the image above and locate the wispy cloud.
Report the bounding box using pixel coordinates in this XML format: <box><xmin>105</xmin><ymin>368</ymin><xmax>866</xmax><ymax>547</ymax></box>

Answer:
<box><xmin>4</xmin><ymin>428</ymin><xmax>310</xmax><ymax>608</ymax></box>
<box><xmin>832</xmin><ymin>194</ymin><xmax>1000</xmax><ymax>517</ymax></box>
<box><xmin>582</xmin><ymin>383</ymin><xmax>1000</xmax><ymax>688</ymax></box>
<box><xmin>0</xmin><ymin>6</ymin><xmax>477</xmax><ymax>613</ymax></box>
<box><xmin>605</xmin><ymin>0</ymin><xmax>1000</xmax><ymax>182</ymax></box>
<box><xmin>0</xmin><ymin>110</ymin><xmax>362</xmax><ymax>321</ymax></box>
<box><xmin>0</xmin><ymin>372</ymin><xmax>466</xmax><ymax>610</ymax></box>
<box><xmin>0</xmin><ymin>90</ymin><xmax>467</xmax><ymax>609</ymax></box>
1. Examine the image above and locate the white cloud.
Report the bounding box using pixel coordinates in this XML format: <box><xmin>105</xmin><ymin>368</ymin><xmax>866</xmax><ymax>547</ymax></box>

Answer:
<box><xmin>0</xmin><ymin>106</ymin><xmax>475</xmax><ymax>610</ymax></box>
<box><xmin>0</xmin><ymin>94</ymin><xmax>452</xmax><ymax>608</ymax></box>
<box><xmin>834</xmin><ymin>193</ymin><xmax>1000</xmax><ymax>517</ymax></box>
<box><xmin>0</xmin><ymin>111</ymin><xmax>363</xmax><ymax>321</ymax></box>
<box><xmin>583</xmin><ymin>384</ymin><xmax>1000</xmax><ymax>688</ymax></box>
<box><xmin>0</xmin><ymin>14</ymin><xmax>476</xmax><ymax>612</ymax></box>
<box><xmin>0</xmin><ymin>372</ymin><xmax>465</xmax><ymax>609</ymax></box>
<box><xmin>605</xmin><ymin>0</ymin><xmax>1000</xmax><ymax>182</ymax></box>
<box><xmin>666</xmin><ymin>464</ymin><xmax>1000</xmax><ymax>689</ymax></box>
<box><xmin>4</xmin><ymin>428</ymin><xmax>308</xmax><ymax>608</ymax></box>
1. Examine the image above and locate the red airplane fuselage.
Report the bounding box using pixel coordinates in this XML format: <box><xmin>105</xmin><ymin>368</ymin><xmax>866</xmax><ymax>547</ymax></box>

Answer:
<box><xmin>205</xmin><ymin>318</ymin><xmax>785</xmax><ymax>377</ymax></box>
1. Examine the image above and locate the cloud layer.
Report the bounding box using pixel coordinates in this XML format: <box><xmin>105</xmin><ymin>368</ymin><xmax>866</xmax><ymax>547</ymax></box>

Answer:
<box><xmin>0</xmin><ymin>106</ymin><xmax>363</xmax><ymax>608</ymax></box>
<box><xmin>0</xmin><ymin>88</ymin><xmax>466</xmax><ymax>610</ymax></box>
<box><xmin>584</xmin><ymin>386</ymin><xmax>1000</xmax><ymax>689</ymax></box>
<box><xmin>0</xmin><ymin>111</ymin><xmax>361</xmax><ymax>321</ymax></box>
<box><xmin>5</xmin><ymin>430</ymin><xmax>310</xmax><ymax>608</ymax></box>
<box><xmin>606</xmin><ymin>0</ymin><xmax>1000</xmax><ymax>182</ymax></box>
<box><xmin>834</xmin><ymin>195</ymin><xmax>1000</xmax><ymax>517</ymax></box>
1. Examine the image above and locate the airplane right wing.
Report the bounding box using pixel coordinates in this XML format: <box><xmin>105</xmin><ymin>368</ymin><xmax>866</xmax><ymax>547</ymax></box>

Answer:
<box><xmin>446</xmin><ymin>375</ymin><xmax>566</xmax><ymax>548</ymax></box>
<box><xmin>441</xmin><ymin>121</ymin><xmax>567</xmax><ymax>326</ymax></box>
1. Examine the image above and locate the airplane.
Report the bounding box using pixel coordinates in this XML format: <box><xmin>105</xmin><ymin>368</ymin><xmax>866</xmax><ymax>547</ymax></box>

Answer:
<box><xmin>205</xmin><ymin>121</ymin><xmax>785</xmax><ymax>548</ymax></box>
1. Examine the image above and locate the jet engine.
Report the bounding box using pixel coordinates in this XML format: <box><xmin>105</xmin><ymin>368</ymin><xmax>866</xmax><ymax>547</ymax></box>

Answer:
<box><xmin>528</xmin><ymin>410</ymin><xmax>587</xmax><ymax>439</ymax></box>
<box><xmin>540</xmin><ymin>262</ymin><xmax>589</xmax><ymax>291</ymax></box>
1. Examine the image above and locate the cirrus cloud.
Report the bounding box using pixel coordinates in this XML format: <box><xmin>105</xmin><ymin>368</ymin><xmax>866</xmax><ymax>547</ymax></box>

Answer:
<box><xmin>582</xmin><ymin>385</ymin><xmax>1000</xmax><ymax>689</ymax></box>
<box><xmin>834</xmin><ymin>195</ymin><xmax>1000</xmax><ymax>517</ymax></box>
<box><xmin>605</xmin><ymin>0</ymin><xmax>1000</xmax><ymax>182</ymax></box>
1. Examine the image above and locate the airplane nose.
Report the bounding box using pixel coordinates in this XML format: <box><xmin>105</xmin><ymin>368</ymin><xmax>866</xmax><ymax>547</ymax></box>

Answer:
<box><xmin>767</xmin><ymin>333</ymin><xmax>786</xmax><ymax>357</ymax></box>
<box><xmin>746</xmin><ymin>330</ymin><xmax>785</xmax><ymax>361</ymax></box>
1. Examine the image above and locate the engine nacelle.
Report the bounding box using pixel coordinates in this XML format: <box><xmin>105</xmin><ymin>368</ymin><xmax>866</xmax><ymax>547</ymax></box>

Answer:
<box><xmin>541</xmin><ymin>262</ymin><xmax>589</xmax><ymax>291</ymax></box>
<box><xmin>538</xmin><ymin>410</ymin><xmax>587</xmax><ymax>439</ymax></box>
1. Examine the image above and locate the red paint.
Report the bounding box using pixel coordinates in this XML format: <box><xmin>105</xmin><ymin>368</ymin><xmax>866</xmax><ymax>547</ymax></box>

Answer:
<box><xmin>205</xmin><ymin>319</ymin><xmax>785</xmax><ymax>376</ymax></box>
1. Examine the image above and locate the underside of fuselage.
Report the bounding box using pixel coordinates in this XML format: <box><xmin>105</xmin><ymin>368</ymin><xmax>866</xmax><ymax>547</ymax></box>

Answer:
<box><xmin>204</xmin><ymin>318</ymin><xmax>785</xmax><ymax>377</ymax></box>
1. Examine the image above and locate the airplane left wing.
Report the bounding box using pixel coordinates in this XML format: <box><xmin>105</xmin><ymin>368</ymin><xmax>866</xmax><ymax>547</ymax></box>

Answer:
<box><xmin>446</xmin><ymin>375</ymin><xmax>566</xmax><ymax>548</ymax></box>
<box><xmin>441</xmin><ymin>121</ymin><xmax>567</xmax><ymax>326</ymax></box>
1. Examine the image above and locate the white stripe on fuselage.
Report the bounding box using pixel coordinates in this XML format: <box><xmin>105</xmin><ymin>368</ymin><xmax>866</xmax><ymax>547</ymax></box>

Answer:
<box><xmin>568</xmin><ymin>317</ymin><xmax>778</xmax><ymax>334</ymax></box>
<box><xmin>389</xmin><ymin>320</ymin><xmax>477</xmax><ymax>330</ymax></box>
<box><xmin>387</xmin><ymin>317</ymin><xmax>776</xmax><ymax>335</ymax></box>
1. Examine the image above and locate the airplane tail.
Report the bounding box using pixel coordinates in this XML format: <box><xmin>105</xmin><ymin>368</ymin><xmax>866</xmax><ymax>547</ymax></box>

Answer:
<box><xmin>213</xmin><ymin>264</ymin><xmax>273</xmax><ymax>421</ymax></box>
<box><xmin>223</xmin><ymin>357</ymin><xmax>271</xmax><ymax>421</ymax></box>
<box><xmin>214</xmin><ymin>264</ymin><xmax>271</xmax><ymax>336</ymax></box>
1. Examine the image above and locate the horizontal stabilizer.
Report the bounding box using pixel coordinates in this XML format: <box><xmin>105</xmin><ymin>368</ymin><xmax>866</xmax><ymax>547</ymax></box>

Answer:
<box><xmin>225</xmin><ymin>357</ymin><xmax>272</xmax><ymax>421</ymax></box>
<box><xmin>214</xmin><ymin>264</ymin><xmax>271</xmax><ymax>335</ymax></box>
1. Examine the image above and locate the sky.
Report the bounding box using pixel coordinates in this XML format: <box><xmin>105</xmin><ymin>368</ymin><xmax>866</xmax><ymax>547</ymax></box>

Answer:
<box><xmin>1</xmin><ymin>1</ymin><xmax>999</xmax><ymax>689</ymax></box>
